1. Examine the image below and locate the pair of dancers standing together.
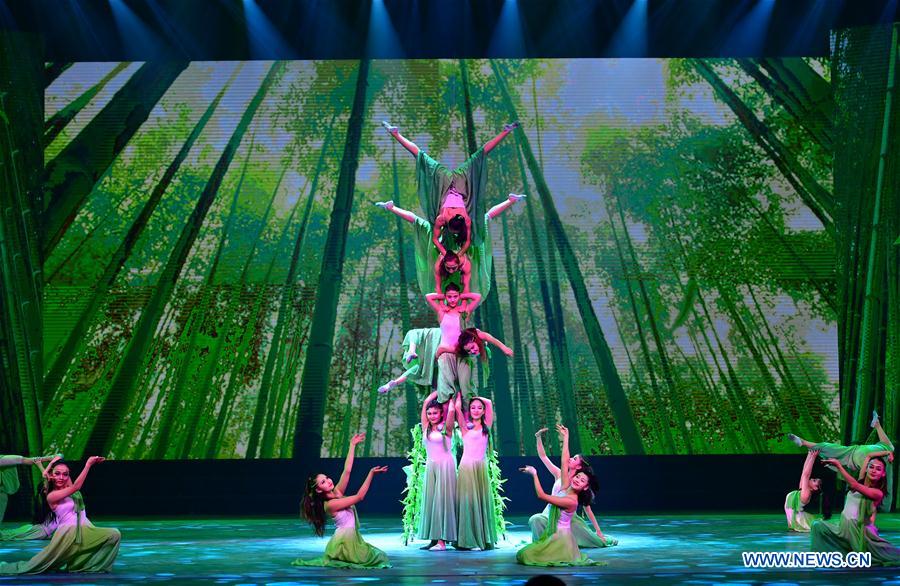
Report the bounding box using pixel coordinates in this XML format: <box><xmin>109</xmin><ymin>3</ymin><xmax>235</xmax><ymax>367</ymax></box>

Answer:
<box><xmin>785</xmin><ymin>411</ymin><xmax>900</xmax><ymax>565</ymax></box>
<box><xmin>296</xmin><ymin>121</ymin><xmax>614</xmax><ymax>568</ymax></box>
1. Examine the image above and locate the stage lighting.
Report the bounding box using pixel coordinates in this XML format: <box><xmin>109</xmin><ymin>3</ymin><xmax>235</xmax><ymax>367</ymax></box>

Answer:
<box><xmin>607</xmin><ymin>0</ymin><xmax>649</xmax><ymax>57</ymax></box>
<box><xmin>725</xmin><ymin>0</ymin><xmax>776</xmax><ymax>56</ymax></box>
<box><xmin>108</xmin><ymin>0</ymin><xmax>164</xmax><ymax>58</ymax></box>
<box><xmin>366</xmin><ymin>0</ymin><xmax>404</xmax><ymax>58</ymax></box>
<box><xmin>487</xmin><ymin>0</ymin><xmax>526</xmax><ymax>57</ymax></box>
<box><xmin>242</xmin><ymin>0</ymin><xmax>293</xmax><ymax>59</ymax></box>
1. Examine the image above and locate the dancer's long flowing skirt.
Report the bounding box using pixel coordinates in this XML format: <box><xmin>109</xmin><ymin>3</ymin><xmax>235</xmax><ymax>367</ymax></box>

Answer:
<box><xmin>1</xmin><ymin>522</ymin><xmax>54</xmax><ymax>541</ymax></box>
<box><xmin>456</xmin><ymin>459</ymin><xmax>497</xmax><ymax>550</ymax></box>
<box><xmin>418</xmin><ymin>458</ymin><xmax>457</xmax><ymax>542</ymax></box>
<box><xmin>0</xmin><ymin>524</ymin><xmax>121</xmax><ymax>574</ymax></box>
<box><xmin>517</xmin><ymin>508</ymin><xmax>606</xmax><ymax>566</ymax></box>
<box><xmin>529</xmin><ymin>511</ymin><xmax>618</xmax><ymax>547</ymax></box>
<box><xmin>785</xmin><ymin>490</ymin><xmax>813</xmax><ymax>532</ymax></box>
<box><xmin>811</xmin><ymin>517</ymin><xmax>900</xmax><ymax>566</ymax></box>
<box><xmin>401</xmin><ymin>327</ymin><xmax>442</xmax><ymax>389</ymax></box>
<box><xmin>292</xmin><ymin>527</ymin><xmax>390</xmax><ymax>569</ymax></box>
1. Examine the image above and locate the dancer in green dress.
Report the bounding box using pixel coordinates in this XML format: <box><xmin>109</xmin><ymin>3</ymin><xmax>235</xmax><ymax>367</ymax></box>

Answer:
<box><xmin>0</xmin><ymin>454</ymin><xmax>56</xmax><ymax>524</ymax></box>
<box><xmin>789</xmin><ymin>410</ymin><xmax>894</xmax><ymax>510</ymax></box>
<box><xmin>453</xmin><ymin>393</ymin><xmax>499</xmax><ymax>550</ymax></box>
<box><xmin>0</xmin><ymin>457</ymin><xmax>121</xmax><ymax>575</ymax></box>
<box><xmin>811</xmin><ymin>457</ymin><xmax>900</xmax><ymax>565</ymax></box>
<box><xmin>529</xmin><ymin>428</ymin><xmax>617</xmax><ymax>547</ymax></box>
<box><xmin>381</xmin><ymin>120</ymin><xmax>518</xmax><ymax>250</ymax></box>
<box><xmin>517</xmin><ymin>425</ymin><xmax>605</xmax><ymax>567</ymax></box>
<box><xmin>375</xmin><ymin>193</ymin><xmax>525</xmax><ymax>298</ymax></box>
<box><xmin>785</xmin><ymin>449</ymin><xmax>826</xmax><ymax>532</ymax></box>
<box><xmin>294</xmin><ymin>433</ymin><xmax>390</xmax><ymax>569</ymax></box>
<box><xmin>414</xmin><ymin>391</ymin><xmax>457</xmax><ymax>551</ymax></box>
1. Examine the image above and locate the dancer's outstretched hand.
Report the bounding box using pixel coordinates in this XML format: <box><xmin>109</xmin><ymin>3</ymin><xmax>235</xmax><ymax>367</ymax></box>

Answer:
<box><xmin>370</xmin><ymin>466</ymin><xmax>389</xmax><ymax>475</ymax></box>
<box><xmin>375</xmin><ymin>200</ymin><xmax>394</xmax><ymax>209</ymax></box>
<box><xmin>535</xmin><ymin>427</ymin><xmax>548</xmax><ymax>437</ymax></box>
<box><xmin>820</xmin><ymin>458</ymin><xmax>840</xmax><ymax>468</ymax></box>
<box><xmin>381</xmin><ymin>121</ymin><xmax>399</xmax><ymax>135</ymax></box>
<box><xmin>519</xmin><ymin>465</ymin><xmax>537</xmax><ymax>475</ymax></box>
<box><xmin>501</xmin><ymin>346</ymin><xmax>514</xmax><ymax>357</ymax></box>
<box><xmin>350</xmin><ymin>433</ymin><xmax>366</xmax><ymax>446</ymax></box>
<box><xmin>508</xmin><ymin>193</ymin><xmax>526</xmax><ymax>202</ymax></box>
<box><xmin>556</xmin><ymin>423</ymin><xmax>569</xmax><ymax>439</ymax></box>
<box><xmin>86</xmin><ymin>456</ymin><xmax>106</xmax><ymax>466</ymax></box>
<box><xmin>808</xmin><ymin>449</ymin><xmax>820</xmax><ymax>458</ymax></box>
<box><xmin>504</xmin><ymin>121</ymin><xmax>520</xmax><ymax>132</ymax></box>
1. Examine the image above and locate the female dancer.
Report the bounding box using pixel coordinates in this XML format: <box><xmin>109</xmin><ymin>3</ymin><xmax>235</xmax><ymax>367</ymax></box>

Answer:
<box><xmin>789</xmin><ymin>410</ymin><xmax>894</xmax><ymax>509</ymax></box>
<box><xmin>453</xmin><ymin>393</ymin><xmax>499</xmax><ymax>550</ymax></box>
<box><xmin>0</xmin><ymin>454</ymin><xmax>55</xmax><ymax>523</ymax></box>
<box><xmin>0</xmin><ymin>456</ymin><xmax>121</xmax><ymax>575</ymax></box>
<box><xmin>426</xmin><ymin>285</ymin><xmax>481</xmax><ymax>403</ymax></box>
<box><xmin>417</xmin><ymin>391</ymin><xmax>457</xmax><ymax>550</ymax></box>
<box><xmin>811</xmin><ymin>457</ymin><xmax>900</xmax><ymax>565</ymax></box>
<box><xmin>381</xmin><ymin>120</ymin><xmax>518</xmax><ymax>250</ymax></box>
<box><xmin>529</xmin><ymin>428</ymin><xmax>617</xmax><ymax>547</ymax></box>
<box><xmin>1</xmin><ymin>456</ymin><xmax>61</xmax><ymax>541</ymax></box>
<box><xmin>294</xmin><ymin>433</ymin><xmax>390</xmax><ymax>569</ymax></box>
<box><xmin>517</xmin><ymin>425</ymin><xmax>604</xmax><ymax>566</ymax></box>
<box><xmin>378</xmin><ymin>327</ymin><xmax>442</xmax><ymax>394</ymax></box>
<box><xmin>785</xmin><ymin>450</ymin><xmax>825</xmax><ymax>532</ymax></box>
<box><xmin>375</xmin><ymin>193</ymin><xmax>525</xmax><ymax>298</ymax></box>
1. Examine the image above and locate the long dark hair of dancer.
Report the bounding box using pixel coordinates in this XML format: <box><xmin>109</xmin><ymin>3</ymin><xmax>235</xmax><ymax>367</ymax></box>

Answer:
<box><xmin>574</xmin><ymin>469</ymin><xmax>599</xmax><ymax>507</ymax></box>
<box><xmin>468</xmin><ymin>397</ymin><xmax>489</xmax><ymax>436</ymax></box>
<box><xmin>439</xmin><ymin>251</ymin><xmax>463</xmax><ymax>281</ymax></box>
<box><xmin>446</xmin><ymin>215</ymin><xmax>468</xmax><ymax>247</ymax></box>
<box><xmin>811</xmin><ymin>459</ymin><xmax>834</xmax><ymax>520</ymax></box>
<box><xmin>456</xmin><ymin>328</ymin><xmax>487</xmax><ymax>362</ymax></box>
<box><xmin>425</xmin><ymin>399</ymin><xmax>444</xmax><ymax>434</ymax></box>
<box><xmin>33</xmin><ymin>460</ymin><xmax>66</xmax><ymax>525</ymax></box>
<box><xmin>301</xmin><ymin>476</ymin><xmax>328</xmax><ymax>537</ymax></box>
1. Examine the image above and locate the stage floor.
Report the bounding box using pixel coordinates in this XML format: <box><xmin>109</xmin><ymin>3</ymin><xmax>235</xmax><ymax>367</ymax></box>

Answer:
<box><xmin>2</xmin><ymin>513</ymin><xmax>900</xmax><ymax>584</ymax></box>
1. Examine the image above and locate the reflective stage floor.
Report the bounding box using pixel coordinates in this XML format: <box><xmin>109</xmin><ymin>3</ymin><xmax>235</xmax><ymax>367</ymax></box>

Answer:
<box><xmin>2</xmin><ymin>513</ymin><xmax>900</xmax><ymax>584</ymax></box>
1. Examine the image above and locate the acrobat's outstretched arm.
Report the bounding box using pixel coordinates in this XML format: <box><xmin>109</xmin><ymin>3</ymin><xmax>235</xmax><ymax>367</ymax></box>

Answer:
<box><xmin>535</xmin><ymin>427</ymin><xmax>560</xmax><ymax>478</ymax></box>
<box><xmin>487</xmin><ymin>193</ymin><xmax>526</xmax><ymax>219</ymax></box>
<box><xmin>336</xmin><ymin>434</ymin><xmax>365</xmax><ymax>495</ymax></box>
<box><xmin>382</xmin><ymin>121</ymin><xmax>419</xmax><ymax>158</ymax></box>
<box><xmin>483</xmin><ymin>122</ymin><xmax>520</xmax><ymax>155</ymax></box>
<box><xmin>476</xmin><ymin>328</ymin><xmax>513</xmax><ymax>356</ymax></box>
<box><xmin>325</xmin><ymin>466</ymin><xmax>389</xmax><ymax>514</ymax></box>
<box><xmin>47</xmin><ymin>456</ymin><xmax>105</xmax><ymax>506</ymax></box>
<box><xmin>375</xmin><ymin>200</ymin><xmax>418</xmax><ymax>223</ymax></box>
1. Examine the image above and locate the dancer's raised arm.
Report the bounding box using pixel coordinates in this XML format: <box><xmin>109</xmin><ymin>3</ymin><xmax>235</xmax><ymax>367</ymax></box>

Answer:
<box><xmin>823</xmin><ymin>458</ymin><xmax>884</xmax><ymax>503</ymax></box>
<box><xmin>47</xmin><ymin>456</ymin><xmax>105</xmax><ymax>505</ymax></box>
<box><xmin>375</xmin><ymin>200</ymin><xmax>418</xmax><ymax>223</ymax></box>
<box><xmin>558</xmin><ymin>424</ymin><xmax>571</xmax><ymax>489</ymax></box>
<box><xmin>476</xmin><ymin>328</ymin><xmax>513</xmax><ymax>356</ymax></box>
<box><xmin>382</xmin><ymin>121</ymin><xmax>419</xmax><ymax>157</ymax></box>
<box><xmin>421</xmin><ymin>391</ymin><xmax>439</xmax><ymax>429</ymax></box>
<box><xmin>483</xmin><ymin>122</ymin><xmax>520</xmax><ymax>155</ymax></box>
<box><xmin>535</xmin><ymin>427</ymin><xmax>561</xmax><ymax>478</ymax></box>
<box><xmin>799</xmin><ymin>450</ymin><xmax>818</xmax><ymax>502</ymax></box>
<box><xmin>859</xmin><ymin>450</ymin><xmax>892</xmax><ymax>481</ymax></box>
<box><xmin>476</xmin><ymin>396</ymin><xmax>494</xmax><ymax>428</ymax></box>
<box><xmin>487</xmin><ymin>193</ymin><xmax>526</xmax><ymax>219</ymax></box>
<box><xmin>425</xmin><ymin>292</ymin><xmax>446</xmax><ymax>317</ymax></box>
<box><xmin>520</xmin><ymin>465</ymin><xmax>578</xmax><ymax>511</ymax></box>
<box><xmin>460</xmin><ymin>292</ymin><xmax>482</xmax><ymax>314</ymax></box>
<box><xmin>325</xmin><ymin>466</ymin><xmax>389</xmax><ymax>514</ymax></box>
<box><xmin>336</xmin><ymin>433</ymin><xmax>366</xmax><ymax>495</ymax></box>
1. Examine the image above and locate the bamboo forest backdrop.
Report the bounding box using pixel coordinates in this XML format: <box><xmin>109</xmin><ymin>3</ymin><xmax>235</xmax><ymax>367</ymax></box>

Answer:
<box><xmin>14</xmin><ymin>34</ymin><xmax>895</xmax><ymax>465</ymax></box>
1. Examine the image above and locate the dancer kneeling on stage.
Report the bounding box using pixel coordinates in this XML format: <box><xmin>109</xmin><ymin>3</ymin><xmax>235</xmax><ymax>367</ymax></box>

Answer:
<box><xmin>0</xmin><ymin>456</ymin><xmax>120</xmax><ymax>575</ymax></box>
<box><xmin>295</xmin><ymin>433</ymin><xmax>390</xmax><ymax>569</ymax></box>
<box><xmin>529</xmin><ymin>427</ymin><xmax>616</xmax><ymax>547</ymax></box>
<box><xmin>517</xmin><ymin>425</ymin><xmax>605</xmax><ymax>567</ymax></box>
<box><xmin>811</xmin><ymin>456</ymin><xmax>900</xmax><ymax>565</ymax></box>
